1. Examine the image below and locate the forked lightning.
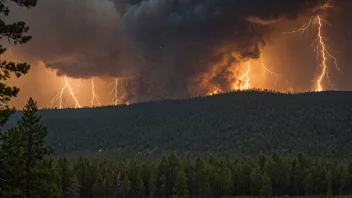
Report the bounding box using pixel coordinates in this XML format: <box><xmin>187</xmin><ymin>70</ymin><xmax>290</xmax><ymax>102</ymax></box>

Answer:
<box><xmin>50</xmin><ymin>76</ymin><xmax>81</xmax><ymax>109</ymax></box>
<box><xmin>284</xmin><ymin>5</ymin><xmax>341</xmax><ymax>91</ymax></box>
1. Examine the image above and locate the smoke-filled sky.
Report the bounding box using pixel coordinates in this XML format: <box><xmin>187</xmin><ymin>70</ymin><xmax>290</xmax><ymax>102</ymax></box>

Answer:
<box><xmin>4</xmin><ymin>0</ymin><xmax>352</xmax><ymax>109</ymax></box>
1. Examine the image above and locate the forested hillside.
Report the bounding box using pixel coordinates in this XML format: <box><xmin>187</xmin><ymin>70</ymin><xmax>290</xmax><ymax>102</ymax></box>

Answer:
<box><xmin>7</xmin><ymin>90</ymin><xmax>352</xmax><ymax>159</ymax></box>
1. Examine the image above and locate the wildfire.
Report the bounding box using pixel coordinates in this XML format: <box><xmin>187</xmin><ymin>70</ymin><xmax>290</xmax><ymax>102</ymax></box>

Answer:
<box><xmin>206</xmin><ymin>89</ymin><xmax>220</xmax><ymax>96</ymax></box>
<box><xmin>50</xmin><ymin>76</ymin><xmax>82</xmax><ymax>109</ymax></box>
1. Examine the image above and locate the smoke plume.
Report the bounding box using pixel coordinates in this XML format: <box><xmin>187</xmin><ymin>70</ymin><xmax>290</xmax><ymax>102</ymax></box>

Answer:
<box><xmin>9</xmin><ymin>0</ymin><xmax>334</xmax><ymax>102</ymax></box>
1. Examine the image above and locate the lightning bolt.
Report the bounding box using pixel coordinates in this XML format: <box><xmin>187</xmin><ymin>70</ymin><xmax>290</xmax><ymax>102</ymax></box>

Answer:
<box><xmin>90</xmin><ymin>78</ymin><xmax>101</xmax><ymax>107</ymax></box>
<box><xmin>284</xmin><ymin>9</ymin><xmax>341</xmax><ymax>92</ymax></box>
<box><xmin>108</xmin><ymin>78</ymin><xmax>119</xmax><ymax>106</ymax></box>
<box><xmin>50</xmin><ymin>76</ymin><xmax>81</xmax><ymax>109</ymax></box>
<box><xmin>234</xmin><ymin>61</ymin><xmax>251</xmax><ymax>90</ymax></box>
<box><xmin>242</xmin><ymin>62</ymin><xmax>251</xmax><ymax>89</ymax></box>
<box><xmin>261</xmin><ymin>56</ymin><xmax>280</xmax><ymax>86</ymax></box>
<box><xmin>315</xmin><ymin>15</ymin><xmax>341</xmax><ymax>91</ymax></box>
<box><xmin>283</xmin><ymin>17</ymin><xmax>313</xmax><ymax>38</ymax></box>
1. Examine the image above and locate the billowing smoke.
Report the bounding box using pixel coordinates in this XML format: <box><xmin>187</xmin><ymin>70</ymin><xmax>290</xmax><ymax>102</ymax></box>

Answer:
<box><xmin>9</xmin><ymin>0</ymin><xmax>332</xmax><ymax>102</ymax></box>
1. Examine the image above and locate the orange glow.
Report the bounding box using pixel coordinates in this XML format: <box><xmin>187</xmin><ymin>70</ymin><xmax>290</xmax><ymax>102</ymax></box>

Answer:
<box><xmin>316</xmin><ymin>15</ymin><xmax>328</xmax><ymax>91</ymax></box>
<box><xmin>315</xmin><ymin>15</ymin><xmax>341</xmax><ymax>91</ymax></box>
<box><xmin>261</xmin><ymin>56</ymin><xmax>280</xmax><ymax>87</ymax></box>
<box><xmin>284</xmin><ymin>11</ymin><xmax>341</xmax><ymax>92</ymax></box>
<box><xmin>109</xmin><ymin>78</ymin><xmax>120</xmax><ymax>106</ymax></box>
<box><xmin>261</xmin><ymin>57</ymin><xmax>279</xmax><ymax>78</ymax></box>
<box><xmin>90</xmin><ymin>78</ymin><xmax>101</xmax><ymax>107</ymax></box>
<box><xmin>234</xmin><ymin>61</ymin><xmax>251</xmax><ymax>90</ymax></box>
<box><xmin>243</xmin><ymin>62</ymin><xmax>251</xmax><ymax>89</ymax></box>
<box><xmin>5</xmin><ymin>3</ymin><xmax>346</xmax><ymax>109</ymax></box>
<box><xmin>206</xmin><ymin>90</ymin><xmax>220</xmax><ymax>96</ymax></box>
<box><xmin>283</xmin><ymin>17</ymin><xmax>312</xmax><ymax>38</ymax></box>
<box><xmin>50</xmin><ymin>76</ymin><xmax>82</xmax><ymax>109</ymax></box>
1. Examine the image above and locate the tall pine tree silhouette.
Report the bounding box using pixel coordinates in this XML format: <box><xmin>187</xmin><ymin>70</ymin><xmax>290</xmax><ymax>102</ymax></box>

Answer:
<box><xmin>0</xmin><ymin>98</ymin><xmax>58</xmax><ymax>197</ymax></box>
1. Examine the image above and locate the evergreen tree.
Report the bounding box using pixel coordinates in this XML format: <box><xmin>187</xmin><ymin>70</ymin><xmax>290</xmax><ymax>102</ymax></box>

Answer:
<box><xmin>140</xmin><ymin>162</ymin><xmax>151</xmax><ymax>196</ymax></box>
<box><xmin>0</xmin><ymin>0</ymin><xmax>35</xmax><ymax>127</ymax></box>
<box><xmin>148</xmin><ymin>168</ymin><xmax>158</xmax><ymax>198</ymax></box>
<box><xmin>58</xmin><ymin>157</ymin><xmax>75</xmax><ymax>196</ymax></box>
<box><xmin>0</xmin><ymin>127</ymin><xmax>24</xmax><ymax>196</ymax></box>
<box><xmin>326</xmin><ymin>170</ymin><xmax>333</xmax><ymax>198</ymax></box>
<box><xmin>122</xmin><ymin>174</ymin><xmax>131</xmax><ymax>198</ymax></box>
<box><xmin>92</xmin><ymin>174</ymin><xmax>104</xmax><ymax>198</ymax></box>
<box><xmin>173</xmin><ymin>166</ymin><xmax>188</xmax><ymax>197</ymax></box>
<box><xmin>250</xmin><ymin>167</ymin><xmax>262</xmax><ymax>196</ymax></box>
<box><xmin>64</xmin><ymin>174</ymin><xmax>80</xmax><ymax>198</ymax></box>
<box><xmin>74</xmin><ymin>157</ymin><xmax>99</xmax><ymax>198</ymax></box>
<box><xmin>0</xmin><ymin>98</ymin><xmax>57</xmax><ymax>197</ymax></box>
<box><xmin>136</xmin><ymin>174</ymin><xmax>145</xmax><ymax>198</ymax></box>
<box><xmin>260</xmin><ymin>171</ymin><xmax>272</xmax><ymax>197</ymax></box>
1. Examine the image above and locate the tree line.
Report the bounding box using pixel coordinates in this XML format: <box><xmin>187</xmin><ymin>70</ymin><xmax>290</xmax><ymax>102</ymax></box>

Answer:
<box><xmin>56</xmin><ymin>152</ymin><xmax>352</xmax><ymax>198</ymax></box>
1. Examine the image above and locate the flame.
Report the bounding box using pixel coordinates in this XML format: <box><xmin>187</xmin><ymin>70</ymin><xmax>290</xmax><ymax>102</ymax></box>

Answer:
<box><xmin>206</xmin><ymin>90</ymin><xmax>219</xmax><ymax>96</ymax></box>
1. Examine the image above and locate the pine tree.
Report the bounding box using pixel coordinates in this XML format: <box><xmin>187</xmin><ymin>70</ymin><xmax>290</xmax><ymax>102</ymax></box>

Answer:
<box><xmin>148</xmin><ymin>167</ymin><xmax>158</xmax><ymax>198</ymax></box>
<box><xmin>113</xmin><ymin>171</ymin><xmax>123</xmax><ymax>198</ymax></box>
<box><xmin>250</xmin><ymin>167</ymin><xmax>262</xmax><ymax>196</ymax></box>
<box><xmin>92</xmin><ymin>174</ymin><xmax>105</xmax><ymax>198</ymax></box>
<box><xmin>136</xmin><ymin>174</ymin><xmax>145</xmax><ymax>198</ymax></box>
<box><xmin>122</xmin><ymin>174</ymin><xmax>131</xmax><ymax>198</ymax></box>
<box><xmin>326</xmin><ymin>170</ymin><xmax>333</xmax><ymax>198</ymax></box>
<box><xmin>0</xmin><ymin>98</ymin><xmax>57</xmax><ymax>197</ymax></box>
<box><xmin>173</xmin><ymin>167</ymin><xmax>188</xmax><ymax>197</ymax></box>
<box><xmin>64</xmin><ymin>174</ymin><xmax>80</xmax><ymax>198</ymax></box>
<box><xmin>58</xmin><ymin>157</ymin><xmax>75</xmax><ymax>196</ymax></box>
<box><xmin>261</xmin><ymin>171</ymin><xmax>272</xmax><ymax>197</ymax></box>
<box><xmin>0</xmin><ymin>0</ymin><xmax>36</xmax><ymax>127</ymax></box>
<box><xmin>0</xmin><ymin>127</ymin><xmax>24</xmax><ymax>196</ymax></box>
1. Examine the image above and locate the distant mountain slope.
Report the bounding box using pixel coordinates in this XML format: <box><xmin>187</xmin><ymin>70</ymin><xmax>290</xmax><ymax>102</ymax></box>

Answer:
<box><xmin>5</xmin><ymin>91</ymin><xmax>352</xmax><ymax>159</ymax></box>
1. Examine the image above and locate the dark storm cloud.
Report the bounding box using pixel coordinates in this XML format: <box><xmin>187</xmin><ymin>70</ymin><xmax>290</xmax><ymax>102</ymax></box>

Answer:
<box><xmin>10</xmin><ymin>0</ymin><xmax>330</xmax><ymax>101</ymax></box>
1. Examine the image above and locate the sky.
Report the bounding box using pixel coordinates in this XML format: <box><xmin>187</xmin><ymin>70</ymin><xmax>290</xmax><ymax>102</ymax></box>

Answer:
<box><xmin>4</xmin><ymin>0</ymin><xmax>352</xmax><ymax>109</ymax></box>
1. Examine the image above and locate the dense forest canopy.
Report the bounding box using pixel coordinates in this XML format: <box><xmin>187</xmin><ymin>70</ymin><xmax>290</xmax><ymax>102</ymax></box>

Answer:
<box><xmin>49</xmin><ymin>153</ymin><xmax>352</xmax><ymax>198</ymax></box>
<box><xmin>6</xmin><ymin>90</ymin><xmax>352</xmax><ymax>160</ymax></box>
